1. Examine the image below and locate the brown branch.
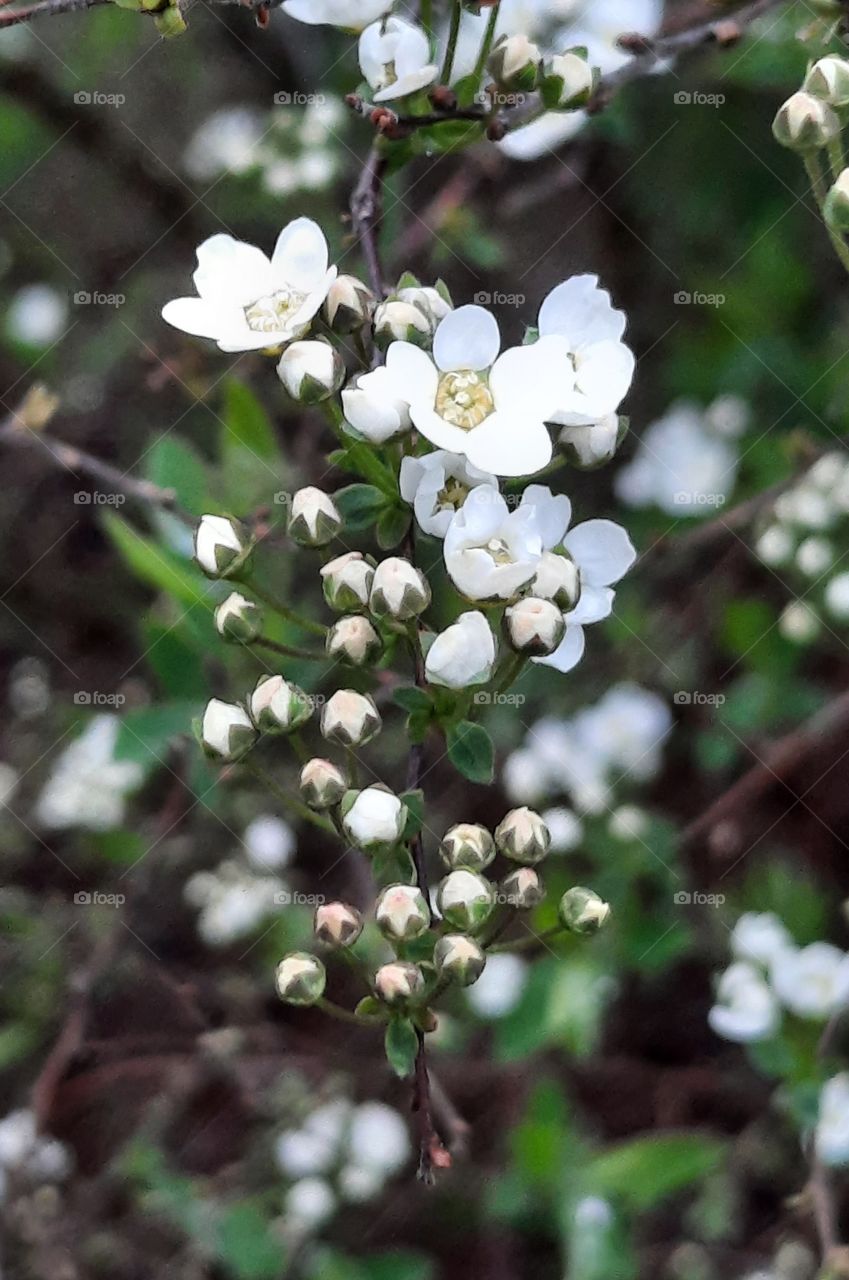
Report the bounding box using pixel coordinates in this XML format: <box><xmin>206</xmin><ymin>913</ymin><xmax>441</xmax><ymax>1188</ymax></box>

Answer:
<box><xmin>412</xmin><ymin>1028</ymin><xmax>450</xmax><ymax>1183</ymax></box>
<box><xmin>349</xmin><ymin>143</ymin><xmax>388</xmax><ymax>300</ymax></box>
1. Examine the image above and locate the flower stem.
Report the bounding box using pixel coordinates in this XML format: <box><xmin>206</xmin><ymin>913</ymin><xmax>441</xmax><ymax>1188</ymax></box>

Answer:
<box><xmin>473</xmin><ymin>2</ymin><xmax>500</xmax><ymax>84</ymax></box>
<box><xmin>441</xmin><ymin>1</ymin><xmax>462</xmax><ymax>84</ymax></box>
<box><xmin>245</xmin><ymin>760</ymin><xmax>336</xmax><ymax>836</ymax></box>
<box><xmin>828</xmin><ymin>134</ymin><xmax>845</xmax><ymax>181</ymax></box>
<box><xmin>317</xmin><ymin>997</ymin><xmax>373</xmax><ymax>1026</ymax></box>
<box><xmin>804</xmin><ymin>149</ymin><xmax>849</xmax><ymax>277</ymax></box>
<box><xmin>494</xmin><ymin>652</ymin><xmax>525</xmax><ymax>696</ymax></box>
<box><xmin>248</xmin><ymin>581</ymin><xmax>327</xmax><ymax>637</ymax></box>
<box><xmin>252</xmin><ymin>635</ymin><xmax>325</xmax><ymax>661</ymax></box>
<box><xmin>488</xmin><ymin>924</ymin><xmax>566</xmax><ymax>954</ymax></box>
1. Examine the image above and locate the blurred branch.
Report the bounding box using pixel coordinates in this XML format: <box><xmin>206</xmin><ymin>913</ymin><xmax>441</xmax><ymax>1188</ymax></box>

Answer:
<box><xmin>350</xmin><ymin>142</ymin><xmax>388</xmax><ymax>299</ymax></box>
<box><xmin>0</xmin><ymin>0</ymin><xmax>281</xmax><ymax>27</ymax></box>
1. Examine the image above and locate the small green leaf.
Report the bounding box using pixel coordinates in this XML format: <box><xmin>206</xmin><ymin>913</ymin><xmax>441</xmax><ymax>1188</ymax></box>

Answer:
<box><xmin>400</xmin><ymin>788</ymin><xmax>424</xmax><ymax>838</ymax></box>
<box><xmin>355</xmin><ymin>996</ymin><xmax>386</xmax><ymax>1021</ymax></box>
<box><xmin>385</xmin><ymin>1018</ymin><xmax>419</xmax><ymax>1079</ymax></box>
<box><xmin>376</xmin><ymin>504</ymin><xmax>412</xmax><ymax>549</ymax></box>
<box><xmin>446</xmin><ymin>719</ymin><xmax>494</xmax><ymax>784</ymax></box>
<box><xmin>333</xmin><ymin>483</ymin><xmax>388</xmax><ymax>530</ymax></box>
<box><xmin>103</xmin><ymin>513</ymin><xmax>212</xmax><ymax>610</ymax></box>
<box><xmin>224</xmin><ymin>380</ymin><xmax>277</xmax><ymax>461</ymax></box>
<box><xmin>587</xmin><ymin>1134</ymin><xmax>726</xmax><ymax>1212</ymax></box>
<box><xmin>393</xmin><ymin>687</ymin><xmax>432</xmax><ymax>714</ymax></box>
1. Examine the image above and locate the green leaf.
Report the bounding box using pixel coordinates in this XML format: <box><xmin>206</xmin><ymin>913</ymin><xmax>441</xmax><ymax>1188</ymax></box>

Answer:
<box><xmin>333</xmin><ymin>483</ymin><xmax>389</xmax><ymax>530</ymax></box>
<box><xmin>446</xmin><ymin>719</ymin><xmax>494</xmax><ymax>784</ymax></box>
<box><xmin>355</xmin><ymin>996</ymin><xmax>387</xmax><ymax>1021</ymax></box>
<box><xmin>103</xmin><ymin>513</ymin><xmax>212</xmax><ymax>610</ymax></box>
<box><xmin>400</xmin><ymin>788</ymin><xmax>424</xmax><ymax>838</ymax></box>
<box><xmin>115</xmin><ymin>701</ymin><xmax>202</xmax><ymax>772</ymax></box>
<box><xmin>384</xmin><ymin>1018</ymin><xmax>419</xmax><ymax>1079</ymax></box>
<box><xmin>376</xmin><ymin>504</ymin><xmax>412</xmax><ymax>549</ymax></box>
<box><xmin>146</xmin><ymin>436</ymin><xmax>209</xmax><ymax>514</ymax></box>
<box><xmin>328</xmin><ymin>442</ymin><xmax>397</xmax><ymax>495</ymax></box>
<box><xmin>587</xmin><ymin>1134</ymin><xmax>726</xmax><ymax>1212</ymax></box>
<box><xmin>216</xmin><ymin>1202</ymin><xmax>287</xmax><ymax>1280</ymax></box>
<box><xmin>393</xmin><ymin>687</ymin><xmax>432</xmax><ymax>714</ymax></box>
<box><xmin>224</xmin><ymin>380</ymin><xmax>277</xmax><ymax>461</ymax></box>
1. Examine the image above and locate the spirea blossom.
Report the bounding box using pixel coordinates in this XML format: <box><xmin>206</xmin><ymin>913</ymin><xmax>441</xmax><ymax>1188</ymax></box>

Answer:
<box><xmin>358</xmin><ymin>17</ymin><xmax>438</xmax><ymax>102</ymax></box>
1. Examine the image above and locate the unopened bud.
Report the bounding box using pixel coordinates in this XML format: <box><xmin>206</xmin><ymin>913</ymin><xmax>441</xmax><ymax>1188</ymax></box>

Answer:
<box><xmin>501</xmin><ymin>866</ymin><xmax>545</xmax><ymax>910</ymax></box>
<box><xmin>504</xmin><ymin>597</ymin><xmax>565</xmax><ymax>655</ymax></box>
<box><xmin>300</xmin><ymin>757</ymin><xmax>348</xmax><ymax>810</ymax></box>
<box><xmin>558</xmin><ymin>885</ymin><xmax>611</xmax><ymax>936</ymax></box>
<box><xmin>436</xmin><ymin>869</ymin><xmax>495</xmax><ymax>932</ymax></box>
<box><xmin>327</xmin><ymin>615</ymin><xmax>383</xmax><ymax>666</ymax></box>
<box><xmin>373</xmin><ymin>960</ymin><xmax>425</xmax><ymax>1006</ymax></box>
<box><xmin>530</xmin><ymin>551</ymin><xmax>580</xmax><ymax>610</ymax></box>
<box><xmin>772</xmin><ymin>91</ymin><xmax>840</xmax><ymax>150</ymax></box>
<box><xmin>488</xmin><ymin>33</ymin><xmax>541</xmax><ymax>93</ymax></box>
<box><xmin>201</xmin><ymin>698</ymin><xmax>257</xmax><ymax>762</ymax></box>
<box><xmin>805</xmin><ymin>55</ymin><xmax>849</xmax><ymax>107</ymax></box>
<box><xmin>559</xmin><ymin>415</ymin><xmax>626</xmax><ymax>470</ymax></box>
<box><xmin>375</xmin><ymin>883</ymin><xmax>430</xmax><ymax>942</ymax></box>
<box><xmin>288</xmin><ymin>486</ymin><xmax>343</xmax><ymax>547</ymax></box>
<box><xmin>434</xmin><ymin>934</ymin><xmax>486</xmax><ymax>986</ymax></box>
<box><xmin>369</xmin><ymin>557</ymin><xmax>431</xmax><ymax>620</ymax></box>
<box><xmin>395</xmin><ymin>282</ymin><xmax>452</xmax><ymax>329</ymax></box>
<box><xmin>320</xmin><ymin>688</ymin><xmax>381</xmax><ymax>746</ymax></box>
<box><xmin>825</xmin><ymin>168</ymin><xmax>849</xmax><ymax>231</ymax></box>
<box><xmin>194</xmin><ymin>514</ymin><xmax>252</xmax><ymax>580</ymax></box>
<box><xmin>314</xmin><ymin>901</ymin><xmax>363</xmax><ymax>948</ymax></box>
<box><xmin>215</xmin><ymin>591</ymin><xmax>263</xmax><ymax>643</ymax></box>
<box><xmin>340</xmin><ymin>785</ymin><xmax>407</xmax><ymax>851</ymax></box>
<box><xmin>277</xmin><ymin>340</ymin><xmax>345</xmax><ymax>404</ymax></box>
<box><xmin>321</xmin><ymin>551</ymin><xmax>375</xmax><ymax>612</ymax></box>
<box><xmin>373</xmin><ymin>299</ymin><xmax>432</xmax><ymax>349</ymax></box>
<box><xmin>275</xmin><ymin>952</ymin><xmax>326</xmax><ymax>1005</ymax></box>
<box><xmin>323</xmin><ymin>274</ymin><xmax>376</xmax><ymax>334</ymax></box>
<box><xmin>540</xmin><ymin>50</ymin><xmax>594</xmax><ymax>110</ymax></box>
<box><xmin>495</xmin><ymin>807</ymin><xmax>551</xmax><ymax>865</ymax></box>
<box><xmin>250</xmin><ymin>674</ymin><xmax>312</xmax><ymax>734</ymax></box>
<box><xmin>439</xmin><ymin>822</ymin><xmax>495</xmax><ymax>872</ymax></box>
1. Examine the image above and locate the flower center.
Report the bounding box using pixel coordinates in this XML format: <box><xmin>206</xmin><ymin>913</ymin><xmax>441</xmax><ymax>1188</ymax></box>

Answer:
<box><xmin>436</xmin><ymin>370</ymin><xmax>495</xmax><ymax>431</ymax></box>
<box><xmin>437</xmin><ymin>479</ymin><xmax>470</xmax><ymax>512</ymax></box>
<box><xmin>244</xmin><ymin>288</ymin><xmax>305</xmax><ymax>334</ymax></box>
<box><xmin>378</xmin><ymin>59</ymin><xmax>399</xmax><ymax>90</ymax></box>
<box><xmin>486</xmin><ymin>537</ymin><xmax>512</xmax><ymax>565</ymax></box>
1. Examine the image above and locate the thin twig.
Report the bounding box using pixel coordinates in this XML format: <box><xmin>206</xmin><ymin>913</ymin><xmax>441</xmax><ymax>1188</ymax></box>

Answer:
<box><xmin>350</xmin><ymin>143</ymin><xmax>389</xmax><ymax>299</ymax></box>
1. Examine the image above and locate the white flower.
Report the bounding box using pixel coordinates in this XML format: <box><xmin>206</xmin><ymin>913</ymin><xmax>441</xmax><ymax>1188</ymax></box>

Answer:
<box><xmin>283</xmin><ymin>0</ymin><xmax>390</xmax><ymax>29</ymax></box>
<box><xmin>277</xmin><ymin>340</ymin><xmax>344</xmax><ymax>403</ymax></box>
<box><xmin>284</xmin><ymin>1177</ymin><xmax>336</xmax><ymax>1228</ymax></box>
<box><xmin>444</xmin><ymin>484</ymin><xmax>569</xmax><ymax>601</ymax></box>
<box><xmin>35</xmin><ymin>716</ymin><xmax>143</xmax><ymax>832</ymax></box>
<box><xmin>771</xmin><ymin>943</ymin><xmax>849</xmax><ymax>1019</ymax></box>
<box><xmin>183</xmin><ymin>107</ymin><xmax>264</xmax><ymax>181</ymax></box>
<box><xmin>615</xmin><ymin>400</ymin><xmax>741</xmax><ymax>518</ymax></box>
<box><xmin>244</xmin><ymin>815</ymin><xmax>295</xmax><ymax>871</ymax></box>
<box><xmin>162</xmin><ymin>218</ymin><xmax>336</xmax><ymax>353</ymax></box>
<box><xmin>425</xmin><ymin>610</ymin><xmax>497</xmax><ymax>689</ymax></box>
<box><xmin>215</xmin><ymin>591</ymin><xmax>262</xmax><ymax>643</ymax></box>
<box><xmin>326</xmin><ymin>616</ymin><xmax>382</xmax><ymax>666</ymax></box>
<box><xmin>825</xmin><ymin>572</ymin><xmax>849</xmax><ymax>620</ymax></box>
<box><xmin>0</xmin><ymin>1109</ymin><xmax>70</xmax><ymax>1183</ymax></box>
<box><xmin>185</xmin><ymin>859</ymin><xmax>285</xmax><ymax>946</ymax></box>
<box><xmin>796</xmin><ymin>536</ymin><xmax>833</xmax><ymax>576</ymax></box>
<box><xmin>708</xmin><ymin>962</ymin><xmax>780</xmax><ymax>1043</ymax></box>
<box><xmin>275</xmin><ymin>1101</ymin><xmax>351</xmax><ymax>1178</ymax></box>
<box><xmin>348</xmin><ymin>1102</ymin><xmax>411</xmax><ymax>1176</ymax></box>
<box><xmin>541</xmin><ymin>50</ymin><xmax>594</xmax><ymax>108</ymax></box>
<box><xmin>399</xmin><ymin>450</ymin><xmax>496</xmax><ymax>539</ymax></box>
<box><xmin>342</xmin><ymin>367</ymin><xmax>412</xmax><ymax>444</ymax></box>
<box><xmin>465</xmin><ymin>953</ymin><xmax>528</xmax><ymax>1019</ymax></box>
<box><xmin>250</xmin><ymin>675</ymin><xmax>312</xmax><ymax>734</ymax></box>
<box><xmin>537</xmin><ymin>274</ymin><xmax>635</xmax><ymax>427</ymax></box>
<box><xmin>779</xmin><ymin>601</ymin><xmax>820</xmax><ymax>644</ymax></box>
<box><xmin>608</xmin><ymin>804</ymin><xmax>648</xmax><ymax>841</ymax></box>
<box><xmin>816</xmin><ymin>1074</ymin><xmax>849</xmax><ymax>1166</ymax></box>
<box><xmin>396</xmin><ymin>284</ymin><xmax>452</xmax><ymax>328</ymax></box>
<box><xmin>731</xmin><ymin>912</ymin><xmax>794</xmax><ymax>968</ymax></box>
<box><xmin>559</xmin><ymin>414</ymin><xmax>621</xmax><ymax>469</ymax></box>
<box><xmin>755</xmin><ymin>525</ymin><xmax>794</xmax><ymax>567</ymax></box>
<box><xmin>342</xmin><ymin>787</ymin><xmax>406</xmax><ymax>849</ymax></box>
<box><xmin>382</xmin><ymin>305</ymin><xmax>571</xmax><ymax>476</ymax></box>
<box><xmin>359</xmin><ymin>17</ymin><xmax>438</xmax><ymax>102</ymax></box>
<box><xmin>202</xmin><ymin>698</ymin><xmax>257</xmax><ymax>761</ymax></box>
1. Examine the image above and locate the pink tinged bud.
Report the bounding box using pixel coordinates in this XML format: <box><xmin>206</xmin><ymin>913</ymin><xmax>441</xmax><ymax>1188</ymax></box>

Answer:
<box><xmin>373</xmin><ymin>960</ymin><xmax>425</xmax><ymax>1006</ymax></box>
<box><xmin>504</xmin><ymin>597</ymin><xmax>565</xmax><ymax>656</ymax></box>
<box><xmin>250</xmin><ymin>674</ymin><xmax>313</xmax><ymax>734</ymax></box>
<box><xmin>495</xmin><ymin>807</ymin><xmax>551</xmax><ymax>865</ymax></box>
<box><xmin>275</xmin><ymin>952</ymin><xmax>326</xmax><ymax>1005</ymax></box>
<box><xmin>314</xmin><ymin>901</ymin><xmax>364</xmax><ymax>947</ymax></box>
<box><xmin>326</xmin><ymin>615</ymin><xmax>383</xmax><ymax>666</ymax></box>
<box><xmin>375</xmin><ymin>883</ymin><xmax>430</xmax><ymax>942</ymax></box>
<box><xmin>500</xmin><ymin>866</ymin><xmax>545</xmax><ymax>910</ymax></box>
<box><xmin>320</xmin><ymin>689</ymin><xmax>381</xmax><ymax>746</ymax></box>
<box><xmin>300</xmin><ymin>757</ymin><xmax>348</xmax><ymax>809</ymax></box>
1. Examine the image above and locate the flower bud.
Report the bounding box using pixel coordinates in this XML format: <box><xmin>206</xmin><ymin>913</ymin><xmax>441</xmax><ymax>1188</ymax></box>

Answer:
<box><xmin>558</xmin><ymin>886</ymin><xmax>611</xmax><ymax>936</ymax></box>
<box><xmin>194</xmin><ymin>514</ymin><xmax>252</xmax><ymax>580</ymax></box>
<box><xmin>201</xmin><ymin>698</ymin><xmax>257</xmax><ymax>762</ymax></box>
<box><xmin>250</xmin><ymin>674</ymin><xmax>313</xmax><ymax>734</ymax></box>
<box><xmin>300</xmin><ymin>757</ymin><xmax>348</xmax><ymax>810</ymax></box>
<box><xmin>341</xmin><ymin>785</ymin><xmax>407</xmax><ymax>851</ymax></box>
<box><xmin>326</xmin><ymin>615</ymin><xmax>383</xmax><ymax>666</ymax></box>
<box><xmin>396</xmin><ymin>283</ymin><xmax>452</xmax><ymax>329</ymax></box>
<box><xmin>805</xmin><ymin>55</ymin><xmax>849</xmax><ymax>107</ymax></box>
<box><xmin>373</xmin><ymin>299</ymin><xmax>432</xmax><ymax>350</ymax></box>
<box><xmin>287</xmin><ymin>486</ymin><xmax>343</xmax><ymax>548</ymax></box>
<box><xmin>433</xmin><ymin>934</ymin><xmax>486</xmax><ymax>987</ymax></box>
<box><xmin>321</xmin><ymin>689</ymin><xmax>381</xmax><ymax>746</ymax></box>
<box><xmin>375</xmin><ymin>883</ymin><xmax>430</xmax><ymax>942</ymax></box>
<box><xmin>825</xmin><ymin>168</ymin><xmax>849</xmax><ymax>231</ymax></box>
<box><xmin>488</xmin><ymin>33</ymin><xmax>541</xmax><ymax>92</ymax></box>
<box><xmin>369</xmin><ymin>557</ymin><xmax>431</xmax><ymax>620</ymax></box>
<box><xmin>214</xmin><ymin>591</ymin><xmax>263</xmax><ymax>644</ymax></box>
<box><xmin>436</xmin><ymin>869</ymin><xmax>495</xmax><ymax>932</ymax></box>
<box><xmin>275</xmin><ymin>952</ymin><xmax>326</xmax><ymax>1006</ymax></box>
<box><xmin>495</xmin><ymin>807</ymin><xmax>551</xmax><ymax>865</ymax></box>
<box><xmin>314</xmin><ymin>901</ymin><xmax>363</xmax><ymax>948</ymax></box>
<box><xmin>500</xmin><ymin>866</ymin><xmax>545</xmax><ymax>910</ymax></box>
<box><xmin>439</xmin><ymin>822</ymin><xmax>495</xmax><ymax>872</ymax></box>
<box><xmin>559</xmin><ymin>415</ymin><xmax>626</xmax><ymax>470</ymax></box>
<box><xmin>373</xmin><ymin>960</ymin><xmax>425</xmax><ymax>1007</ymax></box>
<box><xmin>342</xmin><ymin>368</ymin><xmax>411</xmax><ymax>444</ymax></box>
<box><xmin>504</xmin><ymin>597</ymin><xmax>565</xmax><ymax>656</ymax></box>
<box><xmin>323</xmin><ymin>274</ymin><xmax>376</xmax><ymax>334</ymax></box>
<box><xmin>321</xmin><ymin>551</ymin><xmax>375</xmax><ymax>612</ymax></box>
<box><xmin>277</xmin><ymin>340</ymin><xmax>345</xmax><ymax>404</ymax></box>
<box><xmin>540</xmin><ymin>50</ymin><xmax>594</xmax><ymax>110</ymax></box>
<box><xmin>530</xmin><ymin>551</ymin><xmax>581</xmax><ymax>611</ymax></box>
<box><xmin>424</xmin><ymin>610</ymin><xmax>497</xmax><ymax>689</ymax></box>
<box><xmin>772</xmin><ymin>91</ymin><xmax>840</xmax><ymax>150</ymax></box>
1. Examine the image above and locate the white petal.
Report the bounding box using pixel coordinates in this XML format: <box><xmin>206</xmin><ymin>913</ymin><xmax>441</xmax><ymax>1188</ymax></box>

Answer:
<box><xmin>162</xmin><ymin>297</ymin><xmax>229</xmax><ymax>340</ymax></box>
<box><xmin>395</xmin><ymin>20</ymin><xmax>433</xmax><ymax>78</ymax></box>
<box><xmin>433</xmin><ymin>305</ymin><xmax>500</xmax><ymax>372</ymax></box>
<box><xmin>533</xmin><ymin>624</ymin><xmax>586</xmax><ymax>672</ymax></box>
<box><xmin>358</xmin><ymin>20</ymin><xmax>387</xmax><ymax>83</ymax></box>
<box><xmin>520</xmin><ymin>484</ymin><xmax>572</xmax><ymax>550</ymax></box>
<box><xmin>271</xmin><ymin>218</ymin><xmax>330</xmax><ymax>292</ymax></box>
<box><xmin>411</xmin><ymin>405</ymin><xmax>473</xmax><ymax>455</ymax></box>
<box><xmin>463</xmin><ymin>413</ymin><xmax>552</xmax><ymax>478</ymax></box>
<box><xmin>193</xmin><ymin>234</ymin><xmax>272</xmax><ymax>307</ymax></box>
<box><xmin>498</xmin><ymin>111</ymin><xmax>585</xmax><ymax>161</ymax></box>
<box><xmin>538</xmin><ymin>274</ymin><xmax>627</xmax><ymax>347</ymax></box>
<box><xmin>374</xmin><ymin>67</ymin><xmax>439</xmax><ymax>101</ymax></box>
<box><xmin>385</xmin><ymin>342</ymin><xmax>439</xmax><ymax>407</ymax></box>
<box><xmin>565</xmin><ymin>520</ymin><xmax>636</xmax><ymax>587</ymax></box>
<box><xmin>566</xmin><ymin>585</ymin><xmax>614</xmax><ymax>625</ymax></box>
<box><xmin>446</xmin><ymin>483</ymin><xmax>507</xmax><ymax>546</ymax></box>
<box><xmin>490</xmin><ymin>336</ymin><xmax>574</xmax><ymax>421</ymax></box>
<box><xmin>573</xmin><ymin>339</ymin><xmax>635</xmax><ymax>418</ymax></box>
